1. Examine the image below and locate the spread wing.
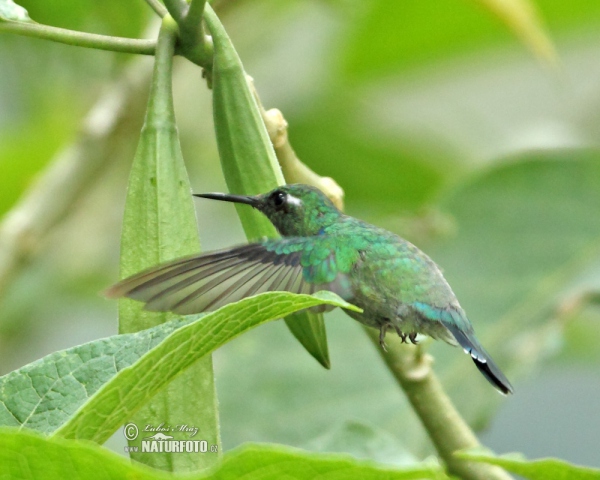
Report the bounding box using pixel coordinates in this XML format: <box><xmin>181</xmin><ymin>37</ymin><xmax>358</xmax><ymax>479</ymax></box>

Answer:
<box><xmin>105</xmin><ymin>238</ymin><xmax>353</xmax><ymax>315</ymax></box>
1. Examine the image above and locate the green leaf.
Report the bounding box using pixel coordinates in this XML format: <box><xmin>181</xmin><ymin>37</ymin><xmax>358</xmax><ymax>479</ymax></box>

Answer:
<box><xmin>0</xmin><ymin>428</ymin><xmax>171</xmax><ymax>480</ymax></box>
<box><xmin>457</xmin><ymin>450</ymin><xmax>600</xmax><ymax>479</ymax></box>
<box><xmin>0</xmin><ymin>314</ymin><xmax>198</xmax><ymax>433</ymax></box>
<box><xmin>283</xmin><ymin>311</ymin><xmax>330</xmax><ymax>369</ymax></box>
<box><xmin>0</xmin><ymin>428</ymin><xmax>447</xmax><ymax>480</ymax></box>
<box><xmin>211</xmin><ymin>443</ymin><xmax>447</xmax><ymax>479</ymax></box>
<box><xmin>0</xmin><ymin>291</ymin><xmax>357</xmax><ymax>443</ymax></box>
<box><xmin>203</xmin><ymin>5</ymin><xmax>331</xmax><ymax>369</ymax></box>
<box><xmin>116</xmin><ymin>16</ymin><xmax>217</xmax><ymax>471</ymax></box>
<box><xmin>306</xmin><ymin>420</ymin><xmax>418</xmax><ymax>466</ymax></box>
<box><xmin>339</xmin><ymin>0</ymin><xmax>561</xmax><ymax>82</ymax></box>
<box><xmin>0</xmin><ymin>0</ymin><xmax>32</xmax><ymax>23</ymax></box>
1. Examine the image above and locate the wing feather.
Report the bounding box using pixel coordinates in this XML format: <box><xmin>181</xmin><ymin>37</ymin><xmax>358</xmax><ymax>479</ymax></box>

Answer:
<box><xmin>105</xmin><ymin>238</ymin><xmax>353</xmax><ymax>315</ymax></box>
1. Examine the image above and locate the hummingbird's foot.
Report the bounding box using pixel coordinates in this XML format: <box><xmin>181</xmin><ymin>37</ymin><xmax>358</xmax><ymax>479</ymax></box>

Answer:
<box><xmin>409</xmin><ymin>332</ymin><xmax>418</xmax><ymax>344</ymax></box>
<box><xmin>378</xmin><ymin>324</ymin><xmax>389</xmax><ymax>352</ymax></box>
<box><xmin>392</xmin><ymin>325</ymin><xmax>408</xmax><ymax>343</ymax></box>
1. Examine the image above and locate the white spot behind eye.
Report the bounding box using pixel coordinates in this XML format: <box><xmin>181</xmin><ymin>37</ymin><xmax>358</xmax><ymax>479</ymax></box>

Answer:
<box><xmin>287</xmin><ymin>195</ymin><xmax>303</xmax><ymax>207</ymax></box>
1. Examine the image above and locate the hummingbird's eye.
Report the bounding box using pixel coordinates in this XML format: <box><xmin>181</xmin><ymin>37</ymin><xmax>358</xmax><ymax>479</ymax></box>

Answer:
<box><xmin>271</xmin><ymin>191</ymin><xmax>287</xmax><ymax>208</ymax></box>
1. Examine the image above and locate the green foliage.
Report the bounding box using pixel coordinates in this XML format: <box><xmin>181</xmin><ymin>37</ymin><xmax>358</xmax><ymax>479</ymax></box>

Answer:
<box><xmin>458</xmin><ymin>450</ymin><xmax>600</xmax><ymax>479</ymax></box>
<box><xmin>432</xmin><ymin>150</ymin><xmax>600</xmax><ymax>402</ymax></box>
<box><xmin>0</xmin><ymin>428</ymin><xmax>448</xmax><ymax>480</ymax></box>
<box><xmin>1</xmin><ymin>0</ymin><xmax>600</xmax><ymax>478</ymax></box>
<box><xmin>0</xmin><ymin>313</ymin><xmax>198</xmax><ymax>433</ymax></box>
<box><xmin>0</xmin><ymin>291</ymin><xmax>356</xmax><ymax>443</ymax></box>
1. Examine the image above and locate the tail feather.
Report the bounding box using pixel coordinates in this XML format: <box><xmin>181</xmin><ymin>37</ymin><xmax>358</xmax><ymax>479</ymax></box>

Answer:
<box><xmin>443</xmin><ymin>322</ymin><xmax>514</xmax><ymax>395</ymax></box>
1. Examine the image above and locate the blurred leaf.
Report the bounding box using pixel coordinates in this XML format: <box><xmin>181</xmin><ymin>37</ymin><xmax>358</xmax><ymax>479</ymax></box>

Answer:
<box><xmin>552</xmin><ymin>295</ymin><xmax>600</xmax><ymax>365</ymax></box>
<box><xmin>16</xmin><ymin>0</ymin><xmax>148</xmax><ymax>37</ymax></box>
<box><xmin>291</xmin><ymin>100</ymin><xmax>449</xmax><ymax>214</ymax></box>
<box><xmin>469</xmin><ymin>0</ymin><xmax>558</xmax><ymax>66</ymax></box>
<box><xmin>0</xmin><ymin>109</ymin><xmax>79</xmax><ymax>216</ymax></box>
<box><xmin>534</xmin><ymin>0</ymin><xmax>600</xmax><ymax>33</ymax></box>
<box><xmin>305</xmin><ymin>420</ymin><xmax>418</xmax><ymax>466</ymax></box>
<box><xmin>0</xmin><ymin>428</ymin><xmax>449</xmax><ymax>480</ymax></box>
<box><xmin>0</xmin><ymin>0</ymin><xmax>31</xmax><ymax>23</ymax></box>
<box><xmin>340</xmin><ymin>0</ymin><xmax>520</xmax><ymax>81</ymax></box>
<box><xmin>457</xmin><ymin>449</ymin><xmax>600</xmax><ymax>479</ymax></box>
<box><xmin>205</xmin><ymin>5</ymin><xmax>331</xmax><ymax>369</ymax></box>
<box><xmin>429</xmin><ymin>149</ymin><xmax>600</xmax><ymax>428</ymax></box>
<box><xmin>338</xmin><ymin>0</ymin><xmax>600</xmax><ymax>82</ymax></box>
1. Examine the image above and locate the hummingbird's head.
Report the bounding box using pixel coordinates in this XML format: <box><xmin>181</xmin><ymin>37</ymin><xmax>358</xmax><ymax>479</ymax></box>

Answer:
<box><xmin>194</xmin><ymin>184</ymin><xmax>342</xmax><ymax>236</ymax></box>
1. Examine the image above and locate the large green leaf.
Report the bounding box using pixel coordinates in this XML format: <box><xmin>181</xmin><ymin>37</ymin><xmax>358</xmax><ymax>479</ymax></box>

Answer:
<box><xmin>0</xmin><ymin>428</ymin><xmax>448</xmax><ymax>480</ymax></box>
<box><xmin>0</xmin><ymin>313</ymin><xmax>198</xmax><ymax>432</ymax></box>
<box><xmin>211</xmin><ymin>443</ymin><xmax>447</xmax><ymax>479</ymax></box>
<box><xmin>457</xmin><ymin>450</ymin><xmax>600</xmax><ymax>479</ymax></box>
<box><xmin>0</xmin><ymin>291</ymin><xmax>357</xmax><ymax>445</ymax></box>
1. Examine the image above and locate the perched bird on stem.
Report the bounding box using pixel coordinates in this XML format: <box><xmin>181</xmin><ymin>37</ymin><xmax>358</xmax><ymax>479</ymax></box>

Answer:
<box><xmin>107</xmin><ymin>184</ymin><xmax>513</xmax><ymax>395</ymax></box>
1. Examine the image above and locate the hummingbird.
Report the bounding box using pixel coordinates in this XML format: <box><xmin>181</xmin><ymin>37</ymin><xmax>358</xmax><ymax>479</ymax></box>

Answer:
<box><xmin>106</xmin><ymin>184</ymin><xmax>513</xmax><ymax>394</ymax></box>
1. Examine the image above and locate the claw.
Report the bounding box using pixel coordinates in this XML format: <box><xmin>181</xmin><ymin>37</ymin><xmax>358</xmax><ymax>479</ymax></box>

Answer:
<box><xmin>392</xmin><ymin>325</ymin><xmax>407</xmax><ymax>343</ymax></box>
<box><xmin>409</xmin><ymin>332</ymin><xmax>418</xmax><ymax>344</ymax></box>
<box><xmin>379</xmin><ymin>324</ymin><xmax>388</xmax><ymax>352</ymax></box>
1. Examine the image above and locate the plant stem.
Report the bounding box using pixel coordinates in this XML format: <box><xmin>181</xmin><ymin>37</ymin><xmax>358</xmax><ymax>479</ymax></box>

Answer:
<box><xmin>186</xmin><ymin>0</ymin><xmax>207</xmax><ymax>27</ymax></box>
<box><xmin>144</xmin><ymin>0</ymin><xmax>168</xmax><ymax>17</ymax></box>
<box><xmin>0</xmin><ymin>21</ymin><xmax>156</xmax><ymax>55</ymax></box>
<box><xmin>0</xmin><ymin>5</ymin><xmax>213</xmax><ymax>67</ymax></box>
<box><xmin>162</xmin><ymin>0</ymin><xmax>188</xmax><ymax>22</ymax></box>
<box><xmin>176</xmin><ymin>0</ymin><xmax>213</xmax><ymax>69</ymax></box>
<box><xmin>363</xmin><ymin>327</ymin><xmax>513</xmax><ymax>480</ymax></box>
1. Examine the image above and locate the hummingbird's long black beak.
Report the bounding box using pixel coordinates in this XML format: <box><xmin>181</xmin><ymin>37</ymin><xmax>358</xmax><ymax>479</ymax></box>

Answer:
<box><xmin>193</xmin><ymin>192</ymin><xmax>259</xmax><ymax>207</ymax></box>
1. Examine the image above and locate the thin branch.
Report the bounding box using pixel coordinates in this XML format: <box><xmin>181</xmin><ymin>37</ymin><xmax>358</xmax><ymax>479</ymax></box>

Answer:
<box><xmin>363</xmin><ymin>327</ymin><xmax>513</xmax><ymax>480</ymax></box>
<box><xmin>0</xmin><ymin>58</ymin><xmax>153</xmax><ymax>299</ymax></box>
<box><xmin>176</xmin><ymin>0</ymin><xmax>213</xmax><ymax>68</ymax></box>
<box><xmin>162</xmin><ymin>0</ymin><xmax>188</xmax><ymax>22</ymax></box>
<box><xmin>144</xmin><ymin>0</ymin><xmax>168</xmax><ymax>18</ymax></box>
<box><xmin>0</xmin><ymin>21</ymin><xmax>156</xmax><ymax>55</ymax></box>
<box><xmin>186</xmin><ymin>0</ymin><xmax>207</xmax><ymax>28</ymax></box>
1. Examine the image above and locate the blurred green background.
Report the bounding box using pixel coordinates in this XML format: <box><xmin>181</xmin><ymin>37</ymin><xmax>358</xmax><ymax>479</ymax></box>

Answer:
<box><xmin>1</xmin><ymin>0</ymin><xmax>600</xmax><ymax>468</ymax></box>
